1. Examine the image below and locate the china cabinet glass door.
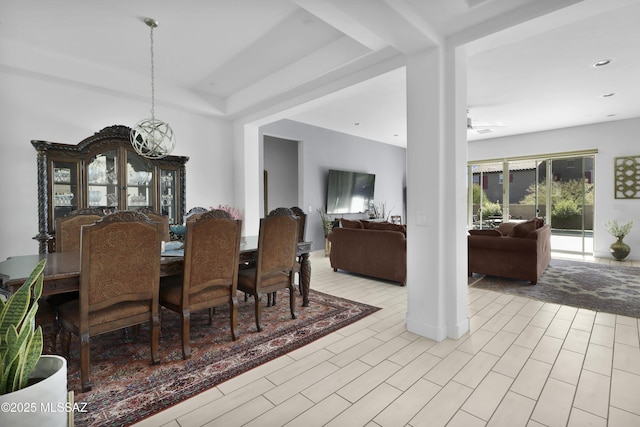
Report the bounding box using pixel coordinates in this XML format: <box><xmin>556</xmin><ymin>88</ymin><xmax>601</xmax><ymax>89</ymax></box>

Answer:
<box><xmin>87</xmin><ymin>149</ymin><xmax>119</xmax><ymax>210</ymax></box>
<box><xmin>160</xmin><ymin>169</ymin><xmax>177</xmax><ymax>224</ymax></box>
<box><xmin>51</xmin><ymin>160</ymin><xmax>80</xmax><ymax>230</ymax></box>
<box><xmin>126</xmin><ymin>151</ymin><xmax>154</xmax><ymax>210</ymax></box>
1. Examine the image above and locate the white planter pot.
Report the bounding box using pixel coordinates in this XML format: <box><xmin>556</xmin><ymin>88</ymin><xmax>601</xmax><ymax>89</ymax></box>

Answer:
<box><xmin>0</xmin><ymin>355</ymin><xmax>68</xmax><ymax>427</ymax></box>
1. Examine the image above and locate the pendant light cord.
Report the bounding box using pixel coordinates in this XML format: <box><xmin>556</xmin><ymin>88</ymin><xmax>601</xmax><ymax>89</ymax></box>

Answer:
<box><xmin>149</xmin><ymin>25</ymin><xmax>155</xmax><ymax>121</ymax></box>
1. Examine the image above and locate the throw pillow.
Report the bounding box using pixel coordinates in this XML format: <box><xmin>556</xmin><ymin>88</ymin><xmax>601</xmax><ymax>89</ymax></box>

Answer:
<box><xmin>468</xmin><ymin>229</ymin><xmax>502</xmax><ymax>236</ymax></box>
<box><xmin>497</xmin><ymin>222</ymin><xmax>518</xmax><ymax>235</ymax></box>
<box><xmin>340</xmin><ymin>218</ymin><xmax>363</xmax><ymax>229</ymax></box>
<box><xmin>367</xmin><ymin>221</ymin><xmax>405</xmax><ymax>234</ymax></box>
<box><xmin>508</xmin><ymin>218</ymin><xmax>538</xmax><ymax>238</ymax></box>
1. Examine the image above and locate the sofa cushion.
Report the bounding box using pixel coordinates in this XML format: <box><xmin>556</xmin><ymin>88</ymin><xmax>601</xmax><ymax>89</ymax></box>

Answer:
<box><xmin>497</xmin><ymin>222</ymin><xmax>518</xmax><ymax>235</ymax></box>
<box><xmin>508</xmin><ymin>218</ymin><xmax>538</xmax><ymax>238</ymax></box>
<box><xmin>340</xmin><ymin>218</ymin><xmax>363</xmax><ymax>229</ymax></box>
<box><xmin>367</xmin><ymin>221</ymin><xmax>406</xmax><ymax>234</ymax></box>
<box><xmin>468</xmin><ymin>229</ymin><xmax>502</xmax><ymax>236</ymax></box>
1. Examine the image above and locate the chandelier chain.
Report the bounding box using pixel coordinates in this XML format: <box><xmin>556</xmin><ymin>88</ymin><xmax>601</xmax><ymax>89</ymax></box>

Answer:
<box><xmin>149</xmin><ymin>25</ymin><xmax>155</xmax><ymax>120</ymax></box>
<box><xmin>131</xmin><ymin>17</ymin><xmax>175</xmax><ymax>159</ymax></box>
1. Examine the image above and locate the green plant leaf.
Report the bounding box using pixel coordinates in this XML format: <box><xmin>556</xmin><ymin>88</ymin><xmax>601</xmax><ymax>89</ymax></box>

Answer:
<box><xmin>17</xmin><ymin>326</ymin><xmax>42</xmax><ymax>391</ymax></box>
<box><xmin>0</xmin><ymin>259</ymin><xmax>46</xmax><ymax>395</ymax></box>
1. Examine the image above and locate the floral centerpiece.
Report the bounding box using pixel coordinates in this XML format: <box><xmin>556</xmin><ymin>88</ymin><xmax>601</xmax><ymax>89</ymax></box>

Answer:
<box><xmin>604</xmin><ymin>220</ymin><xmax>633</xmax><ymax>261</ymax></box>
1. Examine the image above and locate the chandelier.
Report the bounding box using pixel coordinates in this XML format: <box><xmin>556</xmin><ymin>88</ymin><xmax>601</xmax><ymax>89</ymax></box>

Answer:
<box><xmin>131</xmin><ymin>18</ymin><xmax>175</xmax><ymax>159</ymax></box>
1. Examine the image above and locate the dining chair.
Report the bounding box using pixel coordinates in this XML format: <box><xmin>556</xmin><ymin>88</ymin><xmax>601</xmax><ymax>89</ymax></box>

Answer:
<box><xmin>55</xmin><ymin>208</ymin><xmax>104</xmax><ymax>252</ymax></box>
<box><xmin>267</xmin><ymin>206</ymin><xmax>306</xmax><ymax>306</ymax></box>
<box><xmin>238</xmin><ymin>207</ymin><xmax>299</xmax><ymax>332</ymax></box>
<box><xmin>184</xmin><ymin>206</ymin><xmax>209</xmax><ymax>223</ymax></box>
<box><xmin>56</xmin><ymin>211</ymin><xmax>162</xmax><ymax>392</ymax></box>
<box><xmin>50</xmin><ymin>208</ymin><xmax>105</xmax><ymax>309</ymax></box>
<box><xmin>137</xmin><ymin>207</ymin><xmax>170</xmax><ymax>242</ymax></box>
<box><xmin>159</xmin><ymin>209</ymin><xmax>242</xmax><ymax>359</ymax></box>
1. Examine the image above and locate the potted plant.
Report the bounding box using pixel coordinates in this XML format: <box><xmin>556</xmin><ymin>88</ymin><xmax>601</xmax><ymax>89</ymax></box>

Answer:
<box><xmin>0</xmin><ymin>259</ymin><xmax>69</xmax><ymax>426</ymax></box>
<box><xmin>317</xmin><ymin>208</ymin><xmax>333</xmax><ymax>256</ymax></box>
<box><xmin>604</xmin><ymin>220</ymin><xmax>633</xmax><ymax>261</ymax></box>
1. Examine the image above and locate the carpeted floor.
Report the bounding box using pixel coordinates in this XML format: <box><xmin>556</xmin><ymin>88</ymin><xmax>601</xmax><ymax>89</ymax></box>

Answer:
<box><xmin>470</xmin><ymin>258</ymin><xmax>640</xmax><ymax>318</ymax></box>
<box><xmin>66</xmin><ymin>289</ymin><xmax>380</xmax><ymax>427</ymax></box>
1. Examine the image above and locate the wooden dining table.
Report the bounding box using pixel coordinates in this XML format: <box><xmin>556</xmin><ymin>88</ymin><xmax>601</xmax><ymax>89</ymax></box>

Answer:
<box><xmin>0</xmin><ymin>236</ymin><xmax>313</xmax><ymax>306</ymax></box>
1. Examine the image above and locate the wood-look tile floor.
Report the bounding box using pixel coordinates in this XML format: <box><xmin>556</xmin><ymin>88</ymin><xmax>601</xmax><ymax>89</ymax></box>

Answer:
<box><xmin>132</xmin><ymin>252</ymin><xmax>640</xmax><ymax>427</ymax></box>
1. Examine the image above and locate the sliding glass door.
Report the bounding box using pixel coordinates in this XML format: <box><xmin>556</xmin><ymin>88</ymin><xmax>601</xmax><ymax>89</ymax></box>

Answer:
<box><xmin>470</xmin><ymin>162</ymin><xmax>504</xmax><ymax>229</ymax></box>
<box><xmin>548</xmin><ymin>156</ymin><xmax>595</xmax><ymax>254</ymax></box>
<box><xmin>468</xmin><ymin>153</ymin><xmax>595</xmax><ymax>255</ymax></box>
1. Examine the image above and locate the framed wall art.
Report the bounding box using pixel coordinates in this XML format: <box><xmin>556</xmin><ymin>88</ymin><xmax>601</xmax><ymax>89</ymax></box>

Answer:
<box><xmin>614</xmin><ymin>155</ymin><xmax>640</xmax><ymax>199</ymax></box>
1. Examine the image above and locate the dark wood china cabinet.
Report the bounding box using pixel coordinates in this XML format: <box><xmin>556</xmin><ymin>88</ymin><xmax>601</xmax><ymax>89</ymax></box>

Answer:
<box><xmin>33</xmin><ymin>125</ymin><xmax>189</xmax><ymax>253</ymax></box>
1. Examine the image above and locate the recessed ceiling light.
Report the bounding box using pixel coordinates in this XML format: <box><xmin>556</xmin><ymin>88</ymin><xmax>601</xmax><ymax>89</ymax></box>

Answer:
<box><xmin>593</xmin><ymin>59</ymin><xmax>612</xmax><ymax>67</ymax></box>
<box><xmin>602</xmin><ymin>93</ymin><xmax>615</xmax><ymax>98</ymax></box>
<box><xmin>607</xmin><ymin>114</ymin><xmax>617</xmax><ymax>117</ymax></box>
<box><xmin>354</xmin><ymin>122</ymin><xmax>360</xmax><ymax>126</ymax></box>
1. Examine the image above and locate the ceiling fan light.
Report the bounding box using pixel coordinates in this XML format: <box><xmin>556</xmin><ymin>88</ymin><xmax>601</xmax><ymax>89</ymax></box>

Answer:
<box><xmin>593</xmin><ymin>59</ymin><xmax>612</xmax><ymax>67</ymax></box>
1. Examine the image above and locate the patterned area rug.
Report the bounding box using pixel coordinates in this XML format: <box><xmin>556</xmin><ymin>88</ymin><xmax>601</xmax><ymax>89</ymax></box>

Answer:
<box><xmin>67</xmin><ymin>290</ymin><xmax>380</xmax><ymax>426</ymax></box>
<box><xmin>470</xmin><ymin>259</ymin><xmax>640</xmax><ymax>318</ymax></box>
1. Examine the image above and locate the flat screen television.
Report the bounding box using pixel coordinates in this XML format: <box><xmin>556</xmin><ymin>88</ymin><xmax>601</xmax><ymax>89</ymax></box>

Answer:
<box><xmin>326</xmin><ymin>169</ymin><xmax>375</xmax><ymax>214</ymax></box>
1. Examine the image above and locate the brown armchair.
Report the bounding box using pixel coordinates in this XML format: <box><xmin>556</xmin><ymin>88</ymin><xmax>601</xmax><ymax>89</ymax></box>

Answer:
<box><xmin>159</xmin><ymin>209</ymin><xmax>242</xmax><ymax>359</ymax></box>
<box><xmin>238</xmin><ymin>207</ymin><xmax>299</xmax><ymax>332</ymax></box>
<box><xmin>468</xmin><ymin>219</ymin><xmax>551</xmax><ymax>285</ymax></box>
<box><xmin>57</xmin><ymin>211</ymin><xmax>162</xmax><ymax>392</ymax></box>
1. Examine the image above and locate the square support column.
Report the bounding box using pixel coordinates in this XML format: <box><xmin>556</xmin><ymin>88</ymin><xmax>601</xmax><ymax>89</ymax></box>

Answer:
<box><xmin>405</xmin><ymin>44</ymin><xmax>469</xmax><ymax>341</ymax></box>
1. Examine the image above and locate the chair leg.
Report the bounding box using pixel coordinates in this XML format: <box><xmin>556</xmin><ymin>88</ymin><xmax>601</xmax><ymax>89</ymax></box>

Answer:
<box><xmin>253</xmin><ymin>292</ymin><xmax>263</xmax><ymax>332</ymax></box>
<box><xmin>208</xmin><ymin>307</ymin><xmax>215</xmax><ymax>325</ymax></box>
<box><xmin>151</xmin><ymin>313</ymin><xmax>161</xmax><ymax>365</ymax></box>
<box><xmin>60</xmin><ymin>328</ymin><xmax>72</xmax><ymax>360</ymax></box>
<box><xmin>230</xmin><ymin>295</ymin><xmax>239</xmax><ymax>341</ymax></box>
<box><xmin>289</xmin><ymin>284</ymin><xmax>297</xmax><ymax>320</ymax></box>
<box><xmin>181</xmin><ymin>309</ymin><xmax>191</xmax><ymax>359</ymax></box>
<box><xmin>80</xmin><ymin>332</ymin><xmax>92</xmax><ymax>392</ymax></box>
<box><xmin>267</xmin><ymin>291</ymin><xmax>277</xmax><ymax>307</ymax></box>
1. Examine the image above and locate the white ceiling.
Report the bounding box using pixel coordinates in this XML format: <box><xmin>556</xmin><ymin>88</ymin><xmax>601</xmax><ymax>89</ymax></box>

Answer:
<box><xmin>2</xmin><ymin>0</ymin><xmax>639</xmax><ymax>146</ymax></box>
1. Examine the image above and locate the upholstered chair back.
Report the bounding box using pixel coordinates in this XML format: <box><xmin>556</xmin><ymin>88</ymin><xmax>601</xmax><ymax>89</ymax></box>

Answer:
<box><xmin>55</xmin><ymin>208</ymin><xmax>104</xmax><ymax>252</ymax></box>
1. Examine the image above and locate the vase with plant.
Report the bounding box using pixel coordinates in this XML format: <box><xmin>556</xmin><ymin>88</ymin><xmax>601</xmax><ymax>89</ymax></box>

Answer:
<box><xmin>0</xmin><ymin>259</ymin><xmax>69</xmax><ymax>426</ymax></box>
<box><xmin>317</xmin><ymin>208</ymin><xmax>333</xmax><ymax>256</ymax></box>
<box><xmin>604</xmin><ymin>220</ymin><xmax>633</xmax><ymax>261</ymax></box>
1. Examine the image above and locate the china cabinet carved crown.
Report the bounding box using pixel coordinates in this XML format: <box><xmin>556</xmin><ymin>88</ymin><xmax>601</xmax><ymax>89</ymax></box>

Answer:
<box><xmin>33</xmin><ymin>125</ymin><xmax>189</xmax><ymax>253</ymax></box>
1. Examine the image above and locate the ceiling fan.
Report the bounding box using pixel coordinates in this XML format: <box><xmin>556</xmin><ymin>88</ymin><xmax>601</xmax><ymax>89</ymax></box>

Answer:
<box><xmin>467</xmin><ymin>110</ymin><xmax>508</xmax><ymax>134</ymax></box>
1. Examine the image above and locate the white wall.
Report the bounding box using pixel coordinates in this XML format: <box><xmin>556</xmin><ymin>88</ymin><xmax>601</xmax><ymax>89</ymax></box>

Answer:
<box><xmin>468</xmin><ymin>118</ymin><xmax>640</xmax><ymax>260</ymax></box>
<box><xmin>0</xmin><ymin>70</ymin><xmax>234</xmax><ymax>261</ymax></box>
<box><xmin>263</xmin><ymin>136</ymin><xmax>299</xmax><ymax>214</ymax></box>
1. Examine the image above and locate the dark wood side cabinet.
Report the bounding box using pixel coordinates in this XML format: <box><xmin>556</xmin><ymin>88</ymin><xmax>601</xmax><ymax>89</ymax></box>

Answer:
<box><xmin>33</xmin><ymin>125</ymin><xmax>189</xmax><ymax>253</ymax></box>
